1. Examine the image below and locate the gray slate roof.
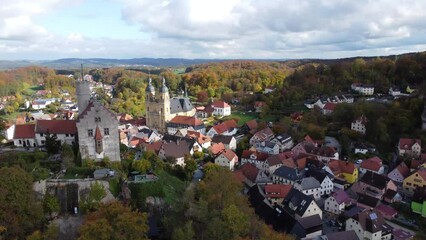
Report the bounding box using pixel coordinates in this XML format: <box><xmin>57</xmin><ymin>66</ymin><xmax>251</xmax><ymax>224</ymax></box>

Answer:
<box><xmin>170</xmin><ymin>97</ymin><xmax>194</xmax><ymax>114</ymax></box>
<box><xmin>296</xmin><ymin>177</ymin><xmax>321</xmax><ymax>190</ymax></box>
<box><xmin>273</xmin><ymin>166</ymin><xmax>301</xmax><ymax>181</ymax></box>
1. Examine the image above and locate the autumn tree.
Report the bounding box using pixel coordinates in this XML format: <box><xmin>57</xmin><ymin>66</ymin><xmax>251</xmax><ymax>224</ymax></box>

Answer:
<box><xmin>0</xmin><ymin>166</ymin><xmax>43</xmax><ymax>239</ymax></box>
<box><xmin>78</xmin><ymin>202</ymin><xmax>149</xmax><ymax>240</ymax></box>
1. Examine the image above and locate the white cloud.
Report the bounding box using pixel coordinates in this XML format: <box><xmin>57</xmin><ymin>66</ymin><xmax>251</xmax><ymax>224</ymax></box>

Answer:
<box><xmin>1</xmin><ymin>0</ymin><xmax>426</xmax><ymax>59</ymax></box>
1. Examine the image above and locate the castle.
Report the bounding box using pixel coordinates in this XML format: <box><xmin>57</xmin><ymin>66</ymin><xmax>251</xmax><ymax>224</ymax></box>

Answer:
<box><xmin>145</xmin><ymin>77</ymin><xmax>195</xmax><ymax>133</ymax></box>
<box><xmin>76</xmin><ymin>77</ymin><xmax>121</xmax><ymax>162</ymax></box>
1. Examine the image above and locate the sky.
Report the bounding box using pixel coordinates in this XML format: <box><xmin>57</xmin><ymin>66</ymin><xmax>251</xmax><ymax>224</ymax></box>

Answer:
<box><xmin>1</xmin><ymin>0</ymin><xmax>426</xmax><ymax>60</ymax></box>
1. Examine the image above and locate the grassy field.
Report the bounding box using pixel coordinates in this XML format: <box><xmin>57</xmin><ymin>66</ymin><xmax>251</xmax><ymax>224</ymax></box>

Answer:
<box><xmin>230</xmin><ymin>111</ymin><xmax>258</xmax><ymax>127</ymax></box>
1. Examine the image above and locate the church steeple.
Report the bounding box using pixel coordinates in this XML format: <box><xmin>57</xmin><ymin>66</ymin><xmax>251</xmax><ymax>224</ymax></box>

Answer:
<box><xmin>146</xmin><ymin>77</ymin><xmax>155</xmax><ymax>93</ymax></box>
<box><xmin>160</xmin><ymin>77</ymin><xmax>169</xmax><ymax>93</ymax></box>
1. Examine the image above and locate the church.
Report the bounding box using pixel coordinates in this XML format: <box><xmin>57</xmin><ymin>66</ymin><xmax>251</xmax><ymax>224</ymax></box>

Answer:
<box><xmin>76</xmin><ymin>77</ymin><xmax>121</xmax><ymax>162</ymax></box>
<box><xmin>145</xmin><ymin>77</ymin><xmax>196</xmax><ymax>133</ymax></box>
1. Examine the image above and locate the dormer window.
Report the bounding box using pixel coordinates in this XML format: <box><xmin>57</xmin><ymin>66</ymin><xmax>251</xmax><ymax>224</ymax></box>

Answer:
<box><xmin>88</xmin><ymin>129</ymin><xmax>93</xmax><ymax>137</ymax></box>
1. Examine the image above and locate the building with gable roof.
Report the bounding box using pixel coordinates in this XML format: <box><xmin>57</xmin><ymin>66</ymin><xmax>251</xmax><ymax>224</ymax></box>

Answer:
<box><xmin>282</xmin><ymin>188</ymin><xmax>323</xmax><ymax>219</ymax></box>
<box><xmin>325</xmin><ymin>190</ymin><xmax>352</xmax><ymax>215</ymax></box>
<box><xmin>387</xmin><ymin>162</ymin><xmax>410</xmax><ymax>183</ymax></box>
<box><xmin>13</xmin><ymin>124</ymin><xmax>36</xmax><ymax>147</ymax></box>
<box><xmin>351</xmin><ymin>115</ymin><xmax>368</xmax><ymax>134</ymax></box>
<box><xmin>211</xmin><ymin>101</ymin><xmax>231</xmax><ymax>117</ymax></box>
<box><xmin>264</xmin><ymin>184</ymin><xmax>293</xmax><ymax>205</ymax></box>
<box><xmin>327</xmin><ymin>159</ymin><xmax>358</xmax><ymax>184</ymax></box>
<box><xmin>403</xmin><ymin>167</ymin><xmax>426</xmax><ymax>196</ymax></box>
<box><xmin>273</xmin><ymin>166</ymin><xmax>302</xmax><ymax>185</ymax></box>
<box><xmin>166</xmin><ymin>115</ymin><xmax>205</xmax><ymax>135</ymax></box>
<box><xmin>294</xmin><ymin>177</ymin><xmax>322</xmax><ymax>199</ymax></box>
<box><xmin>345</xmin><ymin>209</ymin><xmax>392</xmax><ymax>240</ymax></box>
<box><xmin>305</xmin><ymin>168</ymin><xmax>334</xmax><ymax>196</ymax></box>
<box><xmin>352</xmin><ymin>171</ymin><xmax>397</xmax><ymax>200</ymax></box>
<box><xmin>215</xmin><ymin>149</ymin><xmax>238</xmax><ymax>170</ymax></box>
<box><xmin>359</xmin><ymin>156</ymin><xmax>384</xmax><ymax>175</ymax></box>
<box><xmin>76</xmin><ymin>75</ymin><xmax>121</xmax><ymax>162</ymax></box>
<box><xmin>398</xmin><ymin>138</ymin><xmax>421</xmax><ymax>157</ymax></box>
<box><xmin>206</xmin><ymin>119</ymin><xmax>238</xmax><ymax>137</ymax></box>
<box><xmin>241</xmin><ymin>150</ymin><xmax>269</xmax><ymax>170</ymax></box>
<box><xmin>250</xmin><ymin>127</ymin><xmax>274</xmax><ymax>146</ymax></box>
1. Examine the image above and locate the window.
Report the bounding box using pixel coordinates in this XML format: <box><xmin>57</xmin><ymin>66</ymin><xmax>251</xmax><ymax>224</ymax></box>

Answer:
<box><xmin>88</xmin><ymin>129</ymin><xmax>93</xmax><ymax>137</ymax></box>
<box><xmin>19</xmin><ymin>140</ymin><xmax>22</xmax><ymax>144</ymax></box>
<box><xmin>95</xmin><ymin>117</ymin><xmax>101</xmax><ymax>122</ymax></box>
<box><xmin>66</xmin><ymin>134</ymin><xmax>69</xmax><ymax>137</ymax></box>
<box><xmin>41</xmin><ymin>140</ymin><xmax>45</xmax><ymax>145</ymax></box>
<box><xmin>95</xmin><ymin>139</ymin><xmax>103</xmax><ymax>154</ymax></box>
<box><xmin>40</xmin><ymin>133</ymin><xmax>44</xmax><ymax>137</ymax></box>
<box><xmin>104</xmin><ymin>128</ymin><xmax>109</xmax><ymax>135</ymax></box>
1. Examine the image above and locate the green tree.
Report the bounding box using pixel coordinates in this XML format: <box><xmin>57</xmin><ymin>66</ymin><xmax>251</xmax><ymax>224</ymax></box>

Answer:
<box><xmin>0</xmin><ymin>166</ymin><xmax>43</xmax><ymax>239</ymax></box>
<box><xmin>61</xmin><ymin>143</ymin><xmax>75</xmax><ymax>169</ymax></box>
<box><xmin>132</xmin><ymin>160</ymin><xmax>151</xmax><ymax>173</ymax></box>
<box><xmin>81</xmin><ymin>181</ymin><xmax>106</xmax><ymax>212</ymax></box>
<box><xmin>43</xmin><ymin>193</ymin><xmax>60</xmax><ymax>219</ymax></box>
<box><xmin>45</xmin><ymin>133</ymin><xmax>61</xmax><ymax>155</ymax></box>
<box><xmin>78</xmin><ymin>202</ymin><xmax>149</xmax><ymax>240</ymax></box>
<box><xmin>184</xmin><ymin>157</ymin><xmax>197</xmax><ymax>180</ymax></box>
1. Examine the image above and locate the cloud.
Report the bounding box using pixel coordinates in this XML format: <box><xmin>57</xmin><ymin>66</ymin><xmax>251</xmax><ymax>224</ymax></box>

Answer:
<box><xmin>1</xmin><ymin>0</ymin><xmax>426</xmax><ymax>59</ymax></box>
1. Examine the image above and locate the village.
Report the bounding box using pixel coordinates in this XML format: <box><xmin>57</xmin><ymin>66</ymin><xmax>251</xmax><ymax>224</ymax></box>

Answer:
<box><xmin>1</xmin><ymin>70</ymin><xmax>426</xmax><ymax>240</ymax></box>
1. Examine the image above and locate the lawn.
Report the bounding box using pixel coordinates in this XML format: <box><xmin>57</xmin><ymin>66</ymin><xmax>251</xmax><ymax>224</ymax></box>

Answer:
<box><xmin>229</xmin><ymin>111</ymin><xmax>258</xmax><ymax>127</ymax></box>
<box><xmin>129</xmin><ymin>170</ymin><xmax>187</xmax><ymax>209</ymax></box>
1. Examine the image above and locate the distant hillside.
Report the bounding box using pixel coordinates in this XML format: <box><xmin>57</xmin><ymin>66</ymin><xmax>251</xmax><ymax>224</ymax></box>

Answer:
<box><xmin>0</xmin><ymin>58</ymin><xmax>231</xmax><ymax>69</ymax></box>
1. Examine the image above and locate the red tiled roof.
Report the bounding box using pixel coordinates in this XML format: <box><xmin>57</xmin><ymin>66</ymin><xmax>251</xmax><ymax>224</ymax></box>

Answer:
<box><xmin>221</xmin><ymin>149</ymin><xmax>237</xmax><ymax>161</ymax></box>
<box><xmin>398</xmin><ymin>138</ymin><xmax>421</xmax><ymax>150</ymax></box>
<box><xmin>35</xmin><ymin>120</ymin><xmax>77</xmax><ymax>134</ymax></box>
<box><xmin>395</xmin><ymin>162</ymin><xmax>410</xmax><ymax>177</ymax></box>
<box><xmin>374</xmin><ymin>204</ymin><xmax>397</xmax><ymax>217</ymax></box>
<box><xmin>212</xmin><ymin>122</ymin><xmax>229</xmax><ymax>135</ymax></box>
<box><xmin>265</xmin><ymin>184</ymin><xmax>292</xmax><ymax>198</ymax></box>
<box><xmin>211</xmin><ymin>101</ymin><xmax>230</xmax><ymax>108</ymax></box>
<box><xmin>323</xmin><ymin>102</ymin><xmax>337</xmax><ymax>111</ymax></box>
<box><xmin>332</xmin><ymin>190</ymin><xmax>350</xmax><ymax>204</ymax></box>
<box><xmin>245</xmin><ymin>119</ymin><xmax>258</xmax><ymax>130</ymax></box>
<box><xmin>14</xmin><ymin>124</ymin><xmax>35</xmax><ymax>139</ymax></box>
<box><xmin>169</xmin><ymin>116</ymin><xmax>203</xmax><ymax>126</ymax></box>
<box><xmin>410</xmin><ymin>159</ymin><xmax>424</xmax><ymax>170</ymax></box>
<box><xmin>143</xmin><ymin>141</ymin><xmax>163</xmax><ymax>154</ymax></box>
<box><xmin>238</xmin><ymin>163</ymin><xmax>259</xmax><ymax>182</ymax></box>
<box><xmin>211</xmin><ymin>142</ymin><xmax>225</xmax><ymax>155</ymax></box>
<box><xmin>241</xmin><ymin>150</ymin><xmax>269</xmax><ymax>161</ymax></box>
<box><xmin>95</xmin><ymin>127</ymin><xmax>102</xmax><ymax>140</ymax></box>
<box><xmin>360</xmin><ymin>156</ymin><xmax>382</xmax><ymax>171</ymax></box>
<box><xmin>328</xmin><ymin>159</ymin><xmax>356</xmax><ymax>175</ymax></box>
<box><xmin>223</xmin><ymin>119</ymin><xmax>237</xmax><ymax>128</ymax></box>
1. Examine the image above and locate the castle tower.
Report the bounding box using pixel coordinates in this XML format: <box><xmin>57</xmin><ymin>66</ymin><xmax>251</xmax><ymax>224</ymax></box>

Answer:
<box><xmin>76</xmin><ymin>64</ymin><xmax>91</xmax><ymax>115</ymax></box>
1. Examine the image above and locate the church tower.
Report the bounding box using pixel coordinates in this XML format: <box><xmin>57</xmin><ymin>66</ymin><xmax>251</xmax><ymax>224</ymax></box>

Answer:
<box><xmin>145</xmin><ymin>77</ymin><xmax>171</xmax><ymax>133</ymax></box>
